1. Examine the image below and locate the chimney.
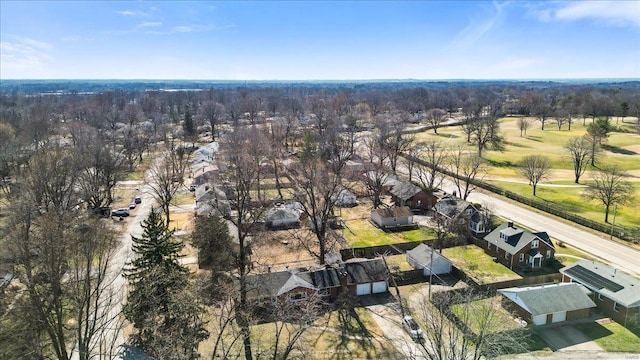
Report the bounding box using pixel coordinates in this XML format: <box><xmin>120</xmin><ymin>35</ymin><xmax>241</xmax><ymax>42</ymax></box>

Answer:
<box><xmin>508</xmin><ymin>221</ymin><xmax>514</xmax><ymax>228</ymax></box>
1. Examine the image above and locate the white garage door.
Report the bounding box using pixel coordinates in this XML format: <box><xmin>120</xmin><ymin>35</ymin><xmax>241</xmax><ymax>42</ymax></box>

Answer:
<box><xmin>372</xmin><ymin>281</ymin><xmax>387</xmax><ymax>294</ymax></box>
<box><xmin>552</xmin><ymin>311</ymin><xmax>567</xmax><ymax>323</ymax></box>
<box><xmin>356</xmin><ymin>283</ymin><xmax>371</xmax><ymax>296</ymax></box>
<box><xmin>532</xmin><ymin>314</ymin><xmax>547</xmax><ymax>326</ymax></box>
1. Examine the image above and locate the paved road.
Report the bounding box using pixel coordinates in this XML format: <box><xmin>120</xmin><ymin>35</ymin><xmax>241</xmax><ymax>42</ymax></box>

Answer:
<box><xmin>440</xmin><ymin>178</ymin><xmax>640</xmax><ymax>277</ymax></box>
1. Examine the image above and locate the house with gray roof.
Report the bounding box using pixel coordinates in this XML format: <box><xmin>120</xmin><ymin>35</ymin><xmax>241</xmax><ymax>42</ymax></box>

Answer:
<box><xmin>390</xmin><ymin>181</ymin><xmax>437</xmax><ymax>212</ymax></box>
<box><xmin>434</xmin><ymin>195</ymin><xmax>486</xmax><ymax>235</ymax></box>
<box><xmin>498</xmin><ymin>283</ymin><xmax>596</xmax><ymax>326</ymax></box>
<box><xmin>244</xmin><ymin>258</ymin><xmax>389</xmax><ymax>306</ymax></box>
<box><xmin>561</xmin><ymin>260</ymin><xmax>640</xmax><ymax>327</ymax></box>
<box><xmin>264</xmin><ymin>205</ymin><xmax>301</xmax><ymax>230</ymax></box>
<box><xmin>483</xmin><ymin>222</ymin><xmax>555</xmax><ymax>270</ymax></box>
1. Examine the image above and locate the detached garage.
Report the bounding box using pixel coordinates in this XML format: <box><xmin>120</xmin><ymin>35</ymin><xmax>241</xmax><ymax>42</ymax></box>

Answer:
<box><xmin>406</xmin><ymin>243</ymin><xmax>453</xmax><ymax>276</ymax></box>
<box><xmin>499</xmin><ymin>283</ymin><xmax>596</xmax><ymax>326</ymax></box>
<box><xmin>344</xmin><ymin>258</ymin><xmax>389</xmax><ymax>296</ymax></box>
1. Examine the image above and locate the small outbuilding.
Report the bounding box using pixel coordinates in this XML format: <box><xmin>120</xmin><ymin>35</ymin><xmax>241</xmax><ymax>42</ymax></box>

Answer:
<box><xmin>370</xmin><ymin>206</ymin><xmax>415</xmax><ymax>230</ymax></box>
<box><xmin>406</xmin><ymin>243</ymin><xmax>452</xmax><ymax>276</ymax></box>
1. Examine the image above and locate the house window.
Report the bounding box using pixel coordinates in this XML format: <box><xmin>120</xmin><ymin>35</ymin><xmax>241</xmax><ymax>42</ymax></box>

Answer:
<box><xmin>519</xmin><ymin>253</ymin><xmax>524</xmax><ymax>262</ymax></box>
<box><xmin>531</xmin><ymin>240</ymin><xmax>539</xmax><ymax>249</ymax></box>
<box><xmin>318</xmin><ymin>288</ymin><xmax>330</xmax><ymax>297</ymax></box>
<box><xmin>487</xmin><ymin>243</ymin><xmax>491</xmax><ymax>250</ymax></box>
<box><xmin>505</xmin><ymin>252</ymin><xmax>510</xmax><ymax>260</ymax></box>
<box><xmin>289</xmin><ymin>292</ymin><xmax>308</xmax><ymax>302</ymax></box>
<box><xmin>500</xmin><ymin>232</ymin><xmax>506</xmax><ymax>240</ymax></box>
<box><xmin>598</xmin><ymin>293</ymin><xmax>604</xmax><ymax>301</ymax></box>
<box><xmin>613</xmin><ymin>302</ymin><xmax>620</xmax><ymax>312</ymax></box>
<box><xmin>546</xmin><ymin>250</ymin><xmax>551</xmax><ymax>259</ymax></box>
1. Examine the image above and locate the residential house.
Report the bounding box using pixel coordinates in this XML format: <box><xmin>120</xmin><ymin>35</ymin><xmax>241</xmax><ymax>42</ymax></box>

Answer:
<box><xmin>192</xmin><ymin>165</ymin><xmax>219</xmax><ymax>186</ymax></box>
<box><xmin>483</xmin><ymin>222</ymin><xmax>555</xmax><ymax>270</ymax></box>
<box><xmin>370</xmin><ymin>206</ymin><xmax>415</xmax><ymax>230</ymax></box>
<box><xmin>194</xmin><ymin>183</ymin><xmax>231</xmax><ymax>218</ymax></box>
<box><xmin>433</xmin><ymin>195</ymin><xmax>486</xmax><ymax>235</ymax></box>
<box><xmin>561</xmin><ymin>260</ymin><xmax>640</xmax><ymax>327</ymax></box>
<box><xmin>390</xmin><ymin>181</ymin><xmax>437</xmax><ymax>211</ymax></box>
<box><xmin>244</xmin><ymin>258</ymin><xmax>389</xmax><ymax>305</ymax></box>
<box><xmin>406</xmin><ymin>243</ymin><xmax>453</xmax><ymax>276</ymax></box>
<box><xmin>363</xmin><ymin>171</ymin><xmax>400</xmax><ymax>194</ymax></box>
<box><xmin>264</xmin><ymin>205</ymin><xmax>301</xmax><ymax>230</ymax></box>
<box><xmin>498</xmin><ymin>283</ymin><xmax>596</xmax><ymax>326</ymax></box>
<box><xmin>245</xmin><ymin>269</ymin><xmax>317</xmax><ymax>305</ymax></box>
<box><xmin>333</xmin><ymin>188</ymin><xmax>359</xmax><ymax>207</ymax></box>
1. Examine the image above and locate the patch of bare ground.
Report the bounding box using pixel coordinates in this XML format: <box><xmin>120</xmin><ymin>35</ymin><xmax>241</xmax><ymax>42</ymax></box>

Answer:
<box><xmin>250</xmin><ymin>229</ymin><xmax>344</xmax><ymax>272</ymax></box>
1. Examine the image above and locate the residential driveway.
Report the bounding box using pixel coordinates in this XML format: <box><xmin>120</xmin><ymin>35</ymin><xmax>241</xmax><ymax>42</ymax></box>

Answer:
<box><xmin>537</xmin><ymin>325</ymin><xmax>603</xmax><ymax>352</ymax></box>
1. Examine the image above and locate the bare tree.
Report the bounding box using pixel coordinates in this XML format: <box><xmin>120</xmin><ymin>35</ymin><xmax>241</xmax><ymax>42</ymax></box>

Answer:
<box><xmin>426</xmin><ymin>108</ymin><xmax>446</xmax><ymax>134</ymax></box>
<box><xmin>3</xmin><ymin>148</ymin><xmax>121</xmax><ymax>360</ymax></box>
<box><xmin>449</xmin><ymin>146</ymin><xmax>486</xmax><ymax>200</ymax></box>
<box><xmin>518</xmin><ymin>155</ymin><xmax>551</xmax><ymax>196</ymax></box>
<box><xmin>516</xmin><ymin>117</ymin><xmax>531</xmax><ymax>137</ymax></box>
<box><xmin>380</xmin><ymin>117</ymin><xmax>414</xmax><ymax>174</ymax></box>
<box><xmin>469</xmin><ymin>116</ymin><xmax>504</xmax><ymax>157</ymax></box>
<box><xmin>148</xmin><ymin>146</ymin><xmax>190</xmax><ymax>223</ymax></box>
<box><xmin>416</xmin><ymin>290</ymin><xmax>532</xmax><ymax>360</ymax></box>
<box><xmin>222</xmin><ymin>126</ymin><xmax>272</xmax><ymax>360</ymax></box>
<box><xmin>198</xmin><ymin>100</ymin><xmax>225</xmax><ymax>141</ymax></box>
<box><xmin>362</xmin><ymin>134</ymin><xmax>388</xmax><ymax>209</ymax></box>
<box><xmin>415</xmin><ymin>140</ymin><xmax>446</xmax><ymax>191</ymax></box>
<box><xmin>584</xmin><ymin>166</ymin><xmax>633</xmax><ymax>223</ymax></box>
<box><xmin>565</xmin><ymin>137</ymin><xmax>591</xmax><ymax>184</ymax></box>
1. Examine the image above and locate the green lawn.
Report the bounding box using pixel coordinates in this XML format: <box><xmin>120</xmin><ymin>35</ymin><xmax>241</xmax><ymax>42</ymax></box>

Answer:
<box><xmin>576</xmin><ymin>322</ymin><xmax>640</xmax><ymax>353</ymax></box>
<box><xmin>414</xmin><ymin>117</ymin><xmax>640</xmax><ymax>235</ymax></box>
<box><xmin>342</xmin><ymin>219</ymin><xmax>436</xmax><ymax>247</ymax></box>
<box><xmin>450</xmin><ymin>296</ymin><xmax>522</xmax><ymax>334</ymax></box>
<box><xmin>486</xmin><ymin>180</ymin><xmax>640</xmax><ymax>229</ymax></box>
<box><xmin>171</xmin><ymin>192</ymin><xmax>194</xmax><ymax>206</ymax></box>
<box><xmin>442</xmin><ymin>245</ymin><xmax>521</xmax><ymax>283</ymax></box>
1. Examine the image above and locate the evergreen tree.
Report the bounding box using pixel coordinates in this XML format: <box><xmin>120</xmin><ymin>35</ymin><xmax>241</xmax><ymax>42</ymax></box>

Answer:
<box><xmin>124</xmin><ymin>210</ymin><xmax>208</xmax><ymax>359</ymax></box>
<box><xmin>182</xmin><ymin>108</ymin><xmax>196</xmax><ymax>136</ymax></box>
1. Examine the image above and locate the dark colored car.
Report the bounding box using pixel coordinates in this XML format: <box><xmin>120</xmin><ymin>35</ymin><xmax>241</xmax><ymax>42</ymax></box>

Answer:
<box><xmin>134</xmin><ymin>195</ymin><xmax>142</xmax><ymax>204</ymax></box>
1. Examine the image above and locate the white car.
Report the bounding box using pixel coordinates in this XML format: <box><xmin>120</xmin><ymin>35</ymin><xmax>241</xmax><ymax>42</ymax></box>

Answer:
<box><xmin>402</xmin><ymin>316</ymin><xmax>423</xmax><ymax>339</ymax></box>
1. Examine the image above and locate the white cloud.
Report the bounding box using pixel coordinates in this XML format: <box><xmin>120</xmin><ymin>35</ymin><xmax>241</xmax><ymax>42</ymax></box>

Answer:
<box><xmin>137</xmin><ymin>22</ymin><xmax>162</xmax><ymax>28</ymax></box>
<box><xmin>448</xmin><ymin>1</ymin><xmax>508</xmax><ymax>51</ymax></box>
<box><xmin>532</xmin><ymin>1</ymin><xmax>640</xmax><ymax>28</ymax></box>
<box><xmin>116</xmin><ymin>10</ymin><xmax>150</xmax><ymax>17</ymax></box>
<box><xmin>0</xmin><ymin>36</ymin><xmax>54</xmax><ymax>78</ymax></box>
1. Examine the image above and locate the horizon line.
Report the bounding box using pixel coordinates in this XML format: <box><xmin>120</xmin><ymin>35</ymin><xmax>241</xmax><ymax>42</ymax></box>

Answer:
<box><xmin>2</xmin><ymin>77</ymin><xmax>639</xmax><ymax>82</ymax></box>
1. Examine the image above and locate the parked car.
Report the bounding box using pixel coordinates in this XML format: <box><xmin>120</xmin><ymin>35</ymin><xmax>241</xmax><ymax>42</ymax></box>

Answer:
<box><xmin>129</xmin><ymin>202</ymin><xmax>137</xmax><ymax>209</ymax></box>
<box><xmin>402</xmin><ymin>316</ymin><xmax>423</xmax><ymax>339</ymax></box>
<box><xmin>111</xmin><ymin>208</ymin><xmax>130</xmax><ymax>217</ymax></box>
<box><xmin>134</xmin><ymin>195</ymin><xmax>142</xmax><ymax>204</ymax></box>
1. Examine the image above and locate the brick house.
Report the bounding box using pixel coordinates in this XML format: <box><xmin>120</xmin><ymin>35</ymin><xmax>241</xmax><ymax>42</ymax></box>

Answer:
<box><xmin>498</xmin><ymin>282</ymin><xmax>596</xmax><ymax>326</ymax></box>
<box><xmin>483</xmin><ymin>222</ymin><xmax>555</xmax><ymax>270</ymax></box>
<box><xmin>561</xmin><ymin>260</ymin><xmax>640</xmax><ymax>327</ymax></box>
<box><xmin>390</xmin><ymin>181</ymin><xmax>437</xmax><ymax>212</ymax></box>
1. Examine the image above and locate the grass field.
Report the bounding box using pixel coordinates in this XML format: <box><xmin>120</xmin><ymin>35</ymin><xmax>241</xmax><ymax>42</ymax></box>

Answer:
<box><xmin>342</xmin><ymin>219</ymin><xmax>436</xmax><ymax>247</ymax></box>
<box><xmin>414</xmin><ymin>116</ymin><xmax>640</xmax><ymax>234</ymax></box>
<box><xmin>442</xmin><ymin>245</ymin><xmax>521</xmax><ymax>283</ymax></box>
<box><xmin>450</xmin><ymin>296</ymin><xmax>522</xmax><ymax>334</ymax></box>
<box><xmin>576</xmin><ymin>321</ymin><xmax>640</xmax><ymax>353</ymax></box>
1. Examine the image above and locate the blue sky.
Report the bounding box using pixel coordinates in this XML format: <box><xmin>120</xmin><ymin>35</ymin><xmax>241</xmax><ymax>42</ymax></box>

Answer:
<box><xmin>1</xmin><ymin>1</ymin><xmax>639</xmax><ymax>80</ymax></box>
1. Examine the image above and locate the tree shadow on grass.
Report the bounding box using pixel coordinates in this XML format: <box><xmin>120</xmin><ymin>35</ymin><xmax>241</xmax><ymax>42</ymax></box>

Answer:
<box><xmin>603</xmin><ymin>145</ymin><xmax>638</xmax><ymax>156</ymax></box>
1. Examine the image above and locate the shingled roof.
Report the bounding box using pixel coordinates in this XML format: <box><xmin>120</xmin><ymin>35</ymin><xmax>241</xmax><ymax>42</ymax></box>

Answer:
<box><xmin>372</xmin><ymin>206</ymin><xmax>414</xmax><ymax>219</ymax></box>
<box><xmin>390</xmin><ymin>181</ymin><xmax>422</xmax><ymax>201</ymax></box>
<box><xmin>499</xmin><ymin>282</ymin><xmax>596</xmax><ymax>316</ymax></box>
<box><xmin>484</xmin><ymin>222</ymin><xmax>554</xmax><ymax>255</ymax></box>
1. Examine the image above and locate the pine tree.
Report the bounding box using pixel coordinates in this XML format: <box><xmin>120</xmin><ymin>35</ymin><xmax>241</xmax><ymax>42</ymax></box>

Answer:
<box><xmin>124</xmin><ymin>210</ymin><xmax>208</xmax><ymax>359</ymax></box>
<box><xmin>182</xmin><ymin>109</ymin><xmax>196</xmax><ymax>136</ymax></box>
